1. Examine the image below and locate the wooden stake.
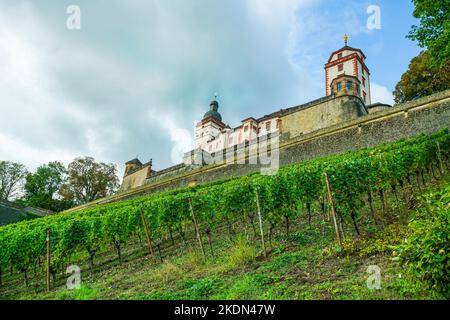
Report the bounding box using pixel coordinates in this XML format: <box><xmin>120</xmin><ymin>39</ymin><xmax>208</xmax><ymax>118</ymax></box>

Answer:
<box><xmin>437</xmin><ymin>142</ymin><xmax>444</xmax><ymax>174</ymax></box>
<box><xmin>255</xmin><ymin>189</ymin><xmax>267</xmax><ymax>257</ymax></box>
<box><xmin>46</xmin><ymin>229</ymin><xmax>51</xmax><ymax>292</ymax></box>
<box><xmin>139</xmin><ymin>208</ymin><xmax>154</xmax><ymax>257</ymax></box>
<box><xmin>379</xmin><ymin>154</ymin><xmax>389</xmax><ymax>216</ymax></box>
<box><xmin>188</xmin><ymin>197</ymin><xmax>206</xmax><ymax>260</ymax></box>
<box><xmin>324</xmin><ymin>173</ymin><xmax>342</xmax><ymax>246</ymax></box>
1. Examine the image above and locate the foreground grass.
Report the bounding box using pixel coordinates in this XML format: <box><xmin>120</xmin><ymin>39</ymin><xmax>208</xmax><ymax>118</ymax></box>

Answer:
<box><xmin>15</xmin><ymin>230</ymin><xmax>435</xmax><ymax>300</ymax></box>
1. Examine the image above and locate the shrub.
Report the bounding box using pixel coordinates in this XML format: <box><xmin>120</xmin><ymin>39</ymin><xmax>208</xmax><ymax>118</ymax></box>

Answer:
<box><xmin>396</xmin><ymin>187</ymin><xmax>450</xmax><ymax>298</ymax></box>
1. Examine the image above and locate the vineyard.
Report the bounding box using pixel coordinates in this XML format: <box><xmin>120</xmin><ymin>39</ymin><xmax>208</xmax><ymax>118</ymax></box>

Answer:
<box><xmin>0</xmin><ymin>129</ymin><xmax>449</xmax><ymax>297</ymax></box>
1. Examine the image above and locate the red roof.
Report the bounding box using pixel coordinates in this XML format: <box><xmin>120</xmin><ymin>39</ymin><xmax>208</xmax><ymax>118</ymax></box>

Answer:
<box><xmin>327</xmin><ymin>46</ymin><xmax>366</xmax><ymax>63</ymax></box>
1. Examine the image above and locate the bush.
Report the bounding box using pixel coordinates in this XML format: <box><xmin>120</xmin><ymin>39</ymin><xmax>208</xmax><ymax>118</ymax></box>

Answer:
<box><xmin>395</xmin><ymin>187</ymin><xmax>450</xmax><ymax>298</ymax></box>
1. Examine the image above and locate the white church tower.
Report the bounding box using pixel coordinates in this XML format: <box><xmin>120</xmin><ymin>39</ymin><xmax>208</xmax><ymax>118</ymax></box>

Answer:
<box><xmin>325</xmin><ymin>35</ymin><xmax>371</xmax><ymax>105</ymax></box>
<box><xmin>194</xmin><ymin>98</ymin><xmax>226</xmax><ymax>150</ymax></box>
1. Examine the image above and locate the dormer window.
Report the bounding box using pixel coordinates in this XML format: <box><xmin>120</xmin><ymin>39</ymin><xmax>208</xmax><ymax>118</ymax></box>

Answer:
<box><xmin>338</xmin><ymin>53</ymin><xmax>343</xmax><ymax>59</ymax></box>
<box><xmin>338</xmin><ymin>64</ymin><xmax>343</xmax><ymax>72</ymax></box>
<box><xmin>266</xmin><ymin>121</ymin><xmax>271</xmax><ymax>131</ymax></box>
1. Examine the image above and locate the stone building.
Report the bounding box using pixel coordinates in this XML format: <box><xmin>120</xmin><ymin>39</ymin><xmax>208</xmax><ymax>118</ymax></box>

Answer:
<box><xmin>120</xmin><ymin>39</ymin><xmax>392</xmax><ymax>192</ymax></box>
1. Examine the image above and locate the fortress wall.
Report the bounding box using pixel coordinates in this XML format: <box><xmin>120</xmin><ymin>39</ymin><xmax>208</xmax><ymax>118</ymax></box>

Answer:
<box><xmin>279</xmin><ymin>89</ymin><xmax>449</xmax><ymax>164</ymax></box>
<box><xmin>120</xmin><ymin>166</ymin><xmax>150</xmax><ymax>192</ymax></box>
<box><xmin>281</xmin><ymin>95</ymin><xmax>367</xmax><ymax>137</ymax></box>
<box><xmin>65</xmin><ymin>90</ymin><xmax>450</xmax><ymax>211</ymax></box>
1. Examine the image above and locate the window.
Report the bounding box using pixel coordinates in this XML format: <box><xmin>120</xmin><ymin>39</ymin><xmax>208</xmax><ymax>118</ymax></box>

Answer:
<box><xmin>356</xmin><ymin>83</ymin><xmax>360</xmax><ymax>95</ymax></box>
<box><xmin>266</xmin><ymin>121</ymin><xmax>271</xmax><ymax>131</ymax></box>
<box><xmin>346</xmin><ymin>81</ymin><xmax>352</xmax><ymax>91</ymax></box>
<box><xmin>338</xmin><ymin>53</ymin><xmax>343</xmax><ymax>59</ymax></box>
<box><xmin>276</xmin><ymin>119</ymin><xmax>281</xmax><ymax>129</ymax></box>
<box><xmin>363</xmin><ymin>91</ymin><xmax>367</xmax><ymax>102</ymax></box>
<box><xmin>244</xmin><ymin>125</ymin><xmax>248</xmax><ymax>132</ymax></box>
<box><xmin>336</xmin><ymin>82</ymin><xmax>342</xmax><ymax>92</ymax></box>
<box><xmin>362</xmin><ymin>76</ymin><xmax>366</xmax><ymax>86</ymax></box>
<box><xmin>338</xmin><ymin>64</ymin><xmax>343</xmax><ymax>72</ymax></box>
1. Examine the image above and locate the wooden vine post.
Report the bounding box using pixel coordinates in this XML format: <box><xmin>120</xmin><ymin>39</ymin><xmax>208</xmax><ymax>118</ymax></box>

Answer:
<box><xmin>255</xmin><ymin>189</ymin><xmax>267</xmax><ymax>257</ymax></box>
<box><xmin>46</xmin><ymin>229</ymin><xmax>51</xmax><ymax>292</ymax></box>
<box><xmin>139</xmin><ymin>208</ymin><xmax>154</xmax><ymax>257</ymax></box>
<box><xmin>436</xmin><ymin>142</ymin><xmax>444</xmax><ymax>174</ymax></box>
<box><xmin>324</xmin><ymin>173</ymin><xmax>342</xmax><ymax>246</ymax></box>
<box><xmin>379</xmin><ymin>154</ymin><xmax>389</xmax><ymax>216</ymax></box>
<box><xmin>188</xmin><ymin>197</ymin><xmax>206</xmax><ymax>260</ymax></box>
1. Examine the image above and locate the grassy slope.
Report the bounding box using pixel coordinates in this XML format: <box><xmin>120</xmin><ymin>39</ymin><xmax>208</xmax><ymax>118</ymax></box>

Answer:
<box><xmin>4</xmin><ymin>176</ymin><xmax>448</xmax><ymax>301</ymax></box>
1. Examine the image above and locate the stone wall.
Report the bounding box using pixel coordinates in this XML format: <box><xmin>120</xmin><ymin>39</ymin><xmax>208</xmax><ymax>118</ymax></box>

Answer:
<box><xmin>281</xmin><ymin>95</ymin><xmax>367</xmax><ymax>138</ymax></box>
<box><xmin>65</xmin><ymin>90</ymin><xmax>450</xmax><ymax>212</ymax></box>
<box><xmin>120</xmin><ymin>165</ymin><xmax>150</xmax><ymax>192</ymax></box>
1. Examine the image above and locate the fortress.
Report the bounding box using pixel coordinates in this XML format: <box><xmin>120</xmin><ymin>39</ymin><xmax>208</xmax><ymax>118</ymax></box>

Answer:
<box><xmin>120</xmin><ymin>39</ymin><xmax>392</xmax><ymax>192</ymax></box>
<box><xmin>73</xmin><ymin>39</ymin><xmax>448</xmax><ymax>210</ymax></box>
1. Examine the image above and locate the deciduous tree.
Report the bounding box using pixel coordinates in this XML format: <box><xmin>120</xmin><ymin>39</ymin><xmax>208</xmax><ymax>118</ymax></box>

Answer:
<box><xmin>0</xmin><ymin>161</ymin><xmax>28</xmax><ymax>201</ymax></box>
<box><xmin>61</xmin><ymin>157</ymin><xmax>119</xmax><ymax>205</ymax></box>
<box><xmin>23</xmin><ymin>162</ymin><xmax>71</xmax><ymax>212</ymax></box>
<box><xmin>407</xmin><ymin>0</ymin><xmax>450</xmax><ymax>67</ymax></box>
<box><xmin>393</xmin><ymin>51</ymin><xmax>450</xmax><ymax>103</ymax></box>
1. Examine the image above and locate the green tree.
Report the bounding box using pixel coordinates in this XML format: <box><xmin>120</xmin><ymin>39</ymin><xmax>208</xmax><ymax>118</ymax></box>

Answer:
<box><xmin>393</xmin><ymin>51</ymin><xmax>450</xmax><ymax>103</ymax></box>
<box><xmin>23</xmin><ymin>161</ymin><xmax>72</xmax><ymax>212</ymax></box>
<box><xmin>0</xmin><ymin>161</ymin><xmax>28</xmax><ymax>201</ymax></box>
<box><xmin>61</xmin><ymin>157</ymin><xmax>120</xmax><ymax>205</ymax></box>
<box><xmin>407</xmin><ymin>0</ymin><xmax>450</xmax><ymax>66</ymax></box>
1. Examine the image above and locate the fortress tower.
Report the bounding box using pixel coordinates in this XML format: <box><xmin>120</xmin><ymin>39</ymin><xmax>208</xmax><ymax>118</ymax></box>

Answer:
<box><xmin>325</xmin><ymin>35</ymin><xmax>371</xmax><ymax>105</ymax></box>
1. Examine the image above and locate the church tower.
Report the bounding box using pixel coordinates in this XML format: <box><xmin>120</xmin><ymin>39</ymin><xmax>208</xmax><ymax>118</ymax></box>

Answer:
<box><xmin>325</xmin><ymin>35</ymin><xmax>371</xmax><ymax>105</ymax></box>
<box><xmin>194</xmin><ymin>98</ymin><xmax>225</xmax><ymax>150</ymax></box>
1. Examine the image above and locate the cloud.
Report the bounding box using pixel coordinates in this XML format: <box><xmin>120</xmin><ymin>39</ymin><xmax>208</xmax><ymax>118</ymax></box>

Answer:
<box><xmin>0</xmin><ymin>0</ymin><xmax>321</xmax><ymax>176</ymax></box>
<box><xmin>371</xmin><ymin>82</ymin><xmax>394</xmax><ymax>105</ymax></box>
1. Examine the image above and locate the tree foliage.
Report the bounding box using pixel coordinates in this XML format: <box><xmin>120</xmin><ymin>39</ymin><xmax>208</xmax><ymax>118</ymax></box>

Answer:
<box><xmin>61</xmin><ymin>157</ymin><xmax>120</xmax><ymax>205</ymax></box>
<box><xmin>407</xmin><ymin>0</ymin><xmax>450</xmax><ymax>67</ymax></box>
<box><xmin>0</xmin><ymin>161</ymin><xmax>28</xmax><ymax>201</ymax></box>
<box><xmin>23</xmin><ymin>162</ymin><xmax>71</xmax><ymax>212</ymax></box>
<box><xmin>393</xmin><ymin>51</ymin><xmax>450</xmax><ymax>104</ymax></box>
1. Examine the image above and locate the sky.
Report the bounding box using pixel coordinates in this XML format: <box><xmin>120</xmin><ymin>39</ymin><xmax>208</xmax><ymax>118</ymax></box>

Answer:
<box><xmin>0</xmin><ymin>0</ymin><xmax>422</xmax><ymax>179</ymax></box>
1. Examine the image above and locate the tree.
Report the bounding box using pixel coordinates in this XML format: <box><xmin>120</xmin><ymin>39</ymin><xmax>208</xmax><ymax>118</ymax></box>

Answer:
<box><xmin>23</xmin><ymin>161</ymin><xmax>72</xmax><ymax>212</ymax></box>
<box><xmin>61</xmin><ymin>157</ymin><xmax>119</xmax><ymax>205</ymax></box>
<box><xmin>407</xmin><ymin>0</ymin><xmax>450</xmax><ymax>67</ymax></box>
<box><xmin>393</xmin><ymin>51</ymin><xmax>450</xmax><ymax>103</ymax></box>
<box><xmin>0</xmin><ymin>161</ymin><xmax>28</xmax><ymax>201</ymax></box>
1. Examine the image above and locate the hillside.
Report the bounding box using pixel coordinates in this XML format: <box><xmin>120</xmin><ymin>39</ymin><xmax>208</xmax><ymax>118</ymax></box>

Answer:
<box><xmin>0</xmin><ymin>130</ymin><xmax>449</xmax><ymax>300</ymax></box>
<box><xmin>2</xmin><ymin>179</ymin><xmax>449</xmax><ymax>300</ymax></box>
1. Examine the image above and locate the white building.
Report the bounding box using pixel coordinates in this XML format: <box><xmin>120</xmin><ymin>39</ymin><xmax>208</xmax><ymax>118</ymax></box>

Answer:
<box><xmin>194</xmin><ymin>100</ymin><xmax>280</xmax><ymax>154</ymax></box>
<box><xmin>325</xmin><ymin>36</ymin><xmax>371</xmax><ymax>104</ymax></box>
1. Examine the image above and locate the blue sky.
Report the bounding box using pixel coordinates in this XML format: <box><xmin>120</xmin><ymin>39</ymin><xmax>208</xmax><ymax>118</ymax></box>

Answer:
<box><xmin>0</xmin><ymin>0</ymin><xmax>422</xmax><ymax>177</ymax></box>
